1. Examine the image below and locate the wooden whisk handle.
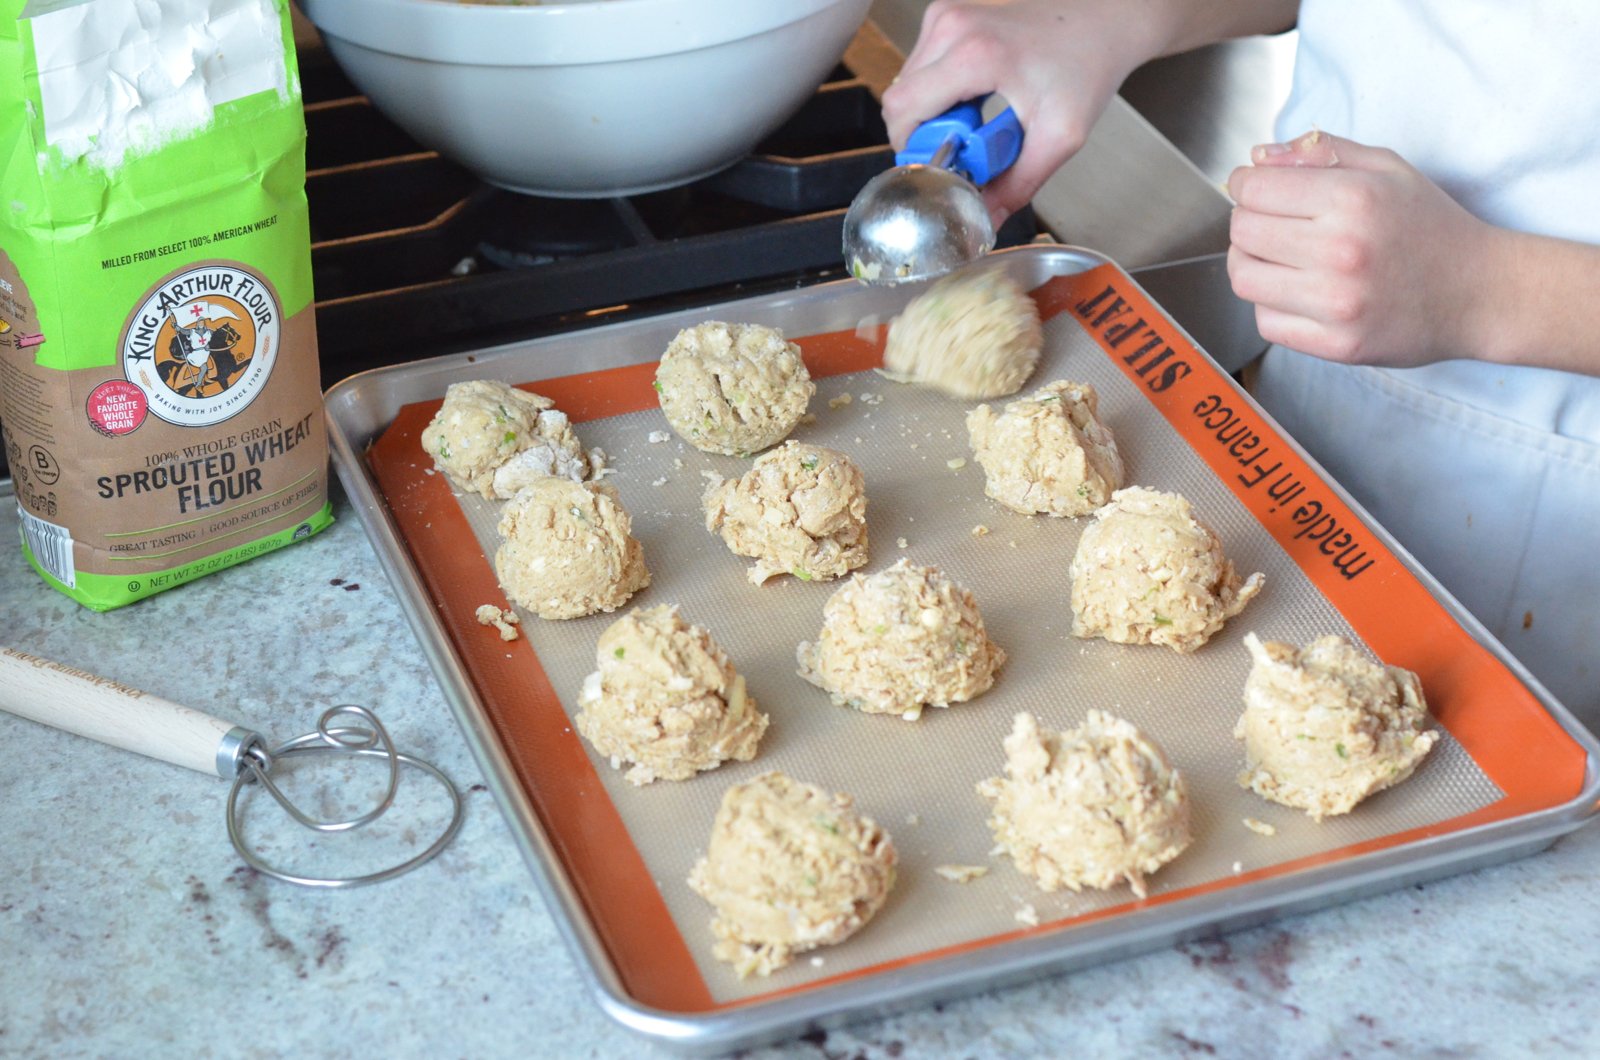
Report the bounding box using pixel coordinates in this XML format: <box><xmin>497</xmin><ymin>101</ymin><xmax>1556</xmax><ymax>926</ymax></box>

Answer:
<box><xmin>0</xmin><ymin>647</ymin><xmax>262</xmax><ymax>777</ymax></box>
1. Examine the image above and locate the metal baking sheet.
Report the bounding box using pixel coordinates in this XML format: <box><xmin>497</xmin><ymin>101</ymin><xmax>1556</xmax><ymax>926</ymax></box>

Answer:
<box><xmin>326</xmin><ymin>245</ymin><xmax>1600</xmax><ymax>1053</ymax></box>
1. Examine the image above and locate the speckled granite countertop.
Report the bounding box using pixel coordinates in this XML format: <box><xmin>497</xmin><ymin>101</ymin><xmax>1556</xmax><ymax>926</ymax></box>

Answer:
<box><xmin>4</xmin><ymin>483</ymin><xmax>1600</xmax><ymax>1059</ymax></box>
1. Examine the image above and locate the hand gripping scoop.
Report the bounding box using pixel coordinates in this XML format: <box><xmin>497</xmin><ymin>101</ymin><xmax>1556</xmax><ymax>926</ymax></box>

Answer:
<box><xmin>843</xmin><ymin>98</ymin><xmax>1023</xmax><ymax>285</ymax></box>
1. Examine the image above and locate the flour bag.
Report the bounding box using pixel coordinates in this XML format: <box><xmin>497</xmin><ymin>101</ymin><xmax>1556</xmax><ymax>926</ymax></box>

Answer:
<box><xmin>0</xmin><ymin>0</ymin><xmax>332</xmax><ymax>610</ymax></box>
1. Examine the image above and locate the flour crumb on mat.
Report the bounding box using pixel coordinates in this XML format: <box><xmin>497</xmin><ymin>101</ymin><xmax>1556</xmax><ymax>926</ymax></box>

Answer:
<box><xmin>648</xmin><ymin>430</ymin><xmax>672</xmax><ymax>444</ymax></box>
<box><xmin>475</xmin><ymin>604</ymin><xmax>521</xmax><ymax>641</ymax></box>
<box><xmin>896</xmin><ymin>537</ymin><xmax>908</xmax><ymax>549</ymax></box>
<box><xmin>1242</xmin><ymin>817</ymin><xmax>1277</xmax><ymax>836</ymax></box>
<box><xmin>946</xmin><ymin>457</ymin><xmax>966</xmax><ymax>470</ymax></box>
<box><xmin>1232</xmin><ymin>861</ymin><xmax>1244</xmax><ymax>874</ymax></box>
<box><xmin>829</xmin><ymin>393</ymin><xmax>853</xmax><ymax>409</ymax></box>
<box><xmin>935</xmin><ymin>864</ymin><xmax>989</xmax><ymax>883</ymax></box>
<box><xmin>1014</xmin><ymin>904</ymin><xmax>1040</xmax><ymax>927</ymax></box>
<box><xmin>972</xmin><ymin>525</ymin><xmax>990</xmax><ymax>537</ymax></box>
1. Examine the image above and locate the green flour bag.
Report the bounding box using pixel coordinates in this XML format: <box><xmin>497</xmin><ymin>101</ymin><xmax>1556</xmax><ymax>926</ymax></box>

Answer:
<box><xmin>0</xmin><ymin>0</ymin><xmax>333</xmax><ymax>611</ymax></box>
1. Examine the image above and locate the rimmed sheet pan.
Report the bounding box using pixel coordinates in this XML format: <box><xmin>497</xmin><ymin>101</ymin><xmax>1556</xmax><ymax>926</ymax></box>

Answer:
<box><xmin>326</xmin><ymin>245</ymin><xmax>1599</xmax><ymax>1054</ymax></box>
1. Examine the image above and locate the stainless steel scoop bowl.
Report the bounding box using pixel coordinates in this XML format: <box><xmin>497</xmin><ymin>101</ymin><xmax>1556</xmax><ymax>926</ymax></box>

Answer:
<box><xmin>842</xmin><ymin>147</ymin><xmax>995</xmax><ymax>285</ymax></box>
<box><xmin>842</xmin><ymin>99</ymin><xmax>1022</xmax><ymax>286</ymax></box>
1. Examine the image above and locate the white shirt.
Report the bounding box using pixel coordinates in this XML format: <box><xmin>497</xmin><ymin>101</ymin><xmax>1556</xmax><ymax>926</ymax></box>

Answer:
<box><xmin>1255</xmin><ymin>0</ymin><xmax>1600</xmax><ymax>718</ymax></box>
<box><xmin>1275</xmin><ymin>0</ymin><xmax>1600</xmax><ymax>445</ymax></box>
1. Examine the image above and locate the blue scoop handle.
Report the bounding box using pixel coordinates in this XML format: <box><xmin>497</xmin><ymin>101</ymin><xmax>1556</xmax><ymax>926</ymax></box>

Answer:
<box><xmin>895</xmin><ymin>98</ymin><xmax>1023</xmax><ymax>187</ymax></box>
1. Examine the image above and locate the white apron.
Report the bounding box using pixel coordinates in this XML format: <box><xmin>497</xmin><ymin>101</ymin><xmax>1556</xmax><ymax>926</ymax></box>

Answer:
<box><xmin>1253</xmin><ymin>0</ymin><xmax>1600</xmax><ymax>722</ymax></box>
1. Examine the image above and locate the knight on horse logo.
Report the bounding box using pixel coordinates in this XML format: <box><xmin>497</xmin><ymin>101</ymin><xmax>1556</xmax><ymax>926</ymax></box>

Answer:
<box><xmin>120</xmin><ymin>262</ymin><xmax>280</xmax><ymax>428</ymax></box>
<box><xmin>161</xmin><ymin>298</ymin><xmax>247</xmax><ymax>398</ymax></box>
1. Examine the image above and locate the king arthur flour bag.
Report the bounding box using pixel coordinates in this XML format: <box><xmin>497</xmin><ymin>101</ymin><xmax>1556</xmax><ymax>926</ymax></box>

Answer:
<box><xmin>0</xmin><ymin>0</ymin><xmax>332</xmax><ymax>611</ymax></box>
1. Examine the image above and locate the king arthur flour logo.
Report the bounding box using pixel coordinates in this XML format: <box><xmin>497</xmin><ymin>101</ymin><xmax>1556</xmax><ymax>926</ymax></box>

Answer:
<box><xmin>119</xmin><ymin>262</ymin><xmax>279</xmax><ymax>427</ymax></box>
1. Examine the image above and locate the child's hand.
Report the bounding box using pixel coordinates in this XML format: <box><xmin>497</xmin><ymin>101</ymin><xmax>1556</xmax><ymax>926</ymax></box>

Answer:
<box><xmin>883</xmin><ymin>0</ymin><xmax>1149</xmax><ymax>228</ymax></box>
<box><xmin>1226</xmin><ymin>130</ymin><xmax>1494</xmax><ymax>367</ymax></box>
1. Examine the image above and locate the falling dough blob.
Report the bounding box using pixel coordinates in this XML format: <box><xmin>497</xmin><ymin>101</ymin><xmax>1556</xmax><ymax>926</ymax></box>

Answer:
<box><xmin>797</xmin><ymin>558</ymin><xmax>1005</xmax><ymax>720</ymax></box>
<box><xmin>978</xmin><ymin>711</ymin><xmax>1192</xmax><ymax>898</ymax></box>
<box><xmin>1235</xmin><ymin>632</ymin><xmax>1439</xmax><ymax>820</ymax></box>
<box><xmin>574</xmin><ymin>605</ymin><xmax>768</xmax><ymax>785</ymax></box>
<box><xmin>702</xmin><ymin>441</ymin><xmax>869</xmax><ymax>584</ymax></box>
<box><xmin>494</xmin><ymin>479</ymin><xmax>649</xmax><ymax>620</ymax></box>
<box><xmin>881</xmin><ymin>268</ymin><xmax>1042</xmax><ymax>399</ymax></box>
<box><xmin>966</xmin><ymin>379</ymin><xmax>1124</xmax><ymax>517</ymax></box>
<box><xmin>421</xmin><ymin>379</ymin><xmax>596</xmax><ymax>499</ymax></box>
<box><xmin>687</xmin><ymin>771</ymin><xmax>896</xmax><ymax>977</ymax></box>
<box><xmin>654</xmin><ymin>321</ymin><xmax>816</xmax><ymax>455</ymax></box>
<box><xmin>1070</xmin><ymin>486</ymin><xmax>1263</xmax><ymax>652</ymax></box>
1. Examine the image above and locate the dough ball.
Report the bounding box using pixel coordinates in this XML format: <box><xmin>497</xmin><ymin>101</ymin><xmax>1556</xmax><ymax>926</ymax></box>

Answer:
<box><xmin>978</xmin><ymin>711</ymin><xmax>1191</xmax><ymax>898</ymax></box>
<box><xmin>966</xmin><ymin>379</ymin><xmax>1124</xmax><ymax>517</ymax></box>
<box><xmin>575</xmin><ymin>605</ymin><xmax>768</xmax><ymax>785</ymax></box>
<box><xmin>421</xmin><ymin>379</ymin><xmax>594</xmax><ymax>499</ymax></box>
<box><xmin>882</xmin><ymin>268</ymin><xmax>1042</xmax><ymax>399</ymax></box>
<box><xmin>1235</xmin><ymin>632</ymin><xmax>1440</xmax><ymax>820</ymax></box>
<box><xmin>494</xmin><ymin>479</ymin><xmax>649</xmax><ymax>620</ymax></box>
<box><xmin>797</xmin><ymin>558</ymin><xmax>1005</xmax><ymax>720</ymax></box>
<box><xmin>654</xmin><ymin>321</ymin><xmax>816</xmax><ymax>456</ymax></box>
<box><xmin>1070</xmin><ymin>487</ymin><xmax>1263</xmax><ymax>652</ymax></box>
<box><xmin>687</xmin><ymin>771</ymin><xmax>896</xmax><ymax>977</ymax></box>
<box><xmin>703</xmin><ymin>441</ymin><xmax>869</xmax><ymax>584</ymax></box>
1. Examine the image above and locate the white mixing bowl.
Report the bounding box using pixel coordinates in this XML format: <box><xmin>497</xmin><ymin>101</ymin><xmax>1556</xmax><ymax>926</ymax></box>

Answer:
<box><xmin>300</xmin><ymin>0</ymin><xmax>873</xmax><ymax>197</ymax></box>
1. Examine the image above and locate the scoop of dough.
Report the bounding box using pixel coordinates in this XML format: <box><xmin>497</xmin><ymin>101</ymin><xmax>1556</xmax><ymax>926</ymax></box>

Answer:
<box><xmin>687</xmin><ymin>771</ymin><xmax>896</xmax><ymax>977</ymax></box>
<box><xmin>421</xmin><ymin>380</ymin><xmax>593</xmax><ymax>499</ymax></box>
<box><xmin>1070</xmin><ymin>487</ymin><xmax>1263</xmax><ymax>652</ymax></box>
<box><xmin>882</xmin><ymin>268</ymin><xmax>1042</xmax><ymax>399</ymax></box>
<box><xmin>575</xmin><ymin>605</ymin><xmax>769</xmax><ymax>785</ymax></box>
<box><xmin>494</xmin><ymin>479</ymin><xmax>649</xmax><ymax>620</ymax></box>
<box><xmin>654</xmin><ymin>321</ymin><xmax>815</xmax><ymax>456</ymax></box>
<box><xmin>797</xmin><ymin>558</ymin><xmax>1005</xmax><ymax>720</ymax></box>
<box><xmin>1235</xmin><ymin>632</ymin><xmax>1439</xmax><ymax>820</ymax></box>
<box><xmin>703</xmin><ymin>441</ymin><xmax>869</xmax><ymax>584</ymax></box>
<box><xmin>978</xmin><ymin>711</ymin><xmax>1191</xmax><ymax>898</ymax></box>
<box><xmin>967</xmin><ymin>379</ymin><xmax>1124</xmax><ymax>517</ymax></box>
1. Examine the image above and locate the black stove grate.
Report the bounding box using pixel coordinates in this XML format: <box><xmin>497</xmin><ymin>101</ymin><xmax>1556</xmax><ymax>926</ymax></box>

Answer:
<box><xmin>300</xmin><ymin>50</ymin><xmax>1036</xmax><ymax>388</ymax></box>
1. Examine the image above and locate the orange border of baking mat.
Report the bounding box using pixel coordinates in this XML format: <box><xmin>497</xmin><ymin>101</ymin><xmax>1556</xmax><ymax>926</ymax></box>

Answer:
<box><xmin>364</xmin><ymin>264</ymin><xmax>1587</xmax><ymax>1015</ymax></box>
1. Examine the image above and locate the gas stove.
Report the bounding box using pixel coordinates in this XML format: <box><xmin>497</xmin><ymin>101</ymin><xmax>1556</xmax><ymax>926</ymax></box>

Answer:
<box><xmin>299</xmin><ymin>41</ymin><xmax>1036</xmax><ymax>392</ymax></box>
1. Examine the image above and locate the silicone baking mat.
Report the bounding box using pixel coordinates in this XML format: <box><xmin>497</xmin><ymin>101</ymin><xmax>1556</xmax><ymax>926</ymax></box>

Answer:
<box><xmin>360</xmin><ymin>252</ymin><xmax>1588</xmax><ymax>1018</ymax></box>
